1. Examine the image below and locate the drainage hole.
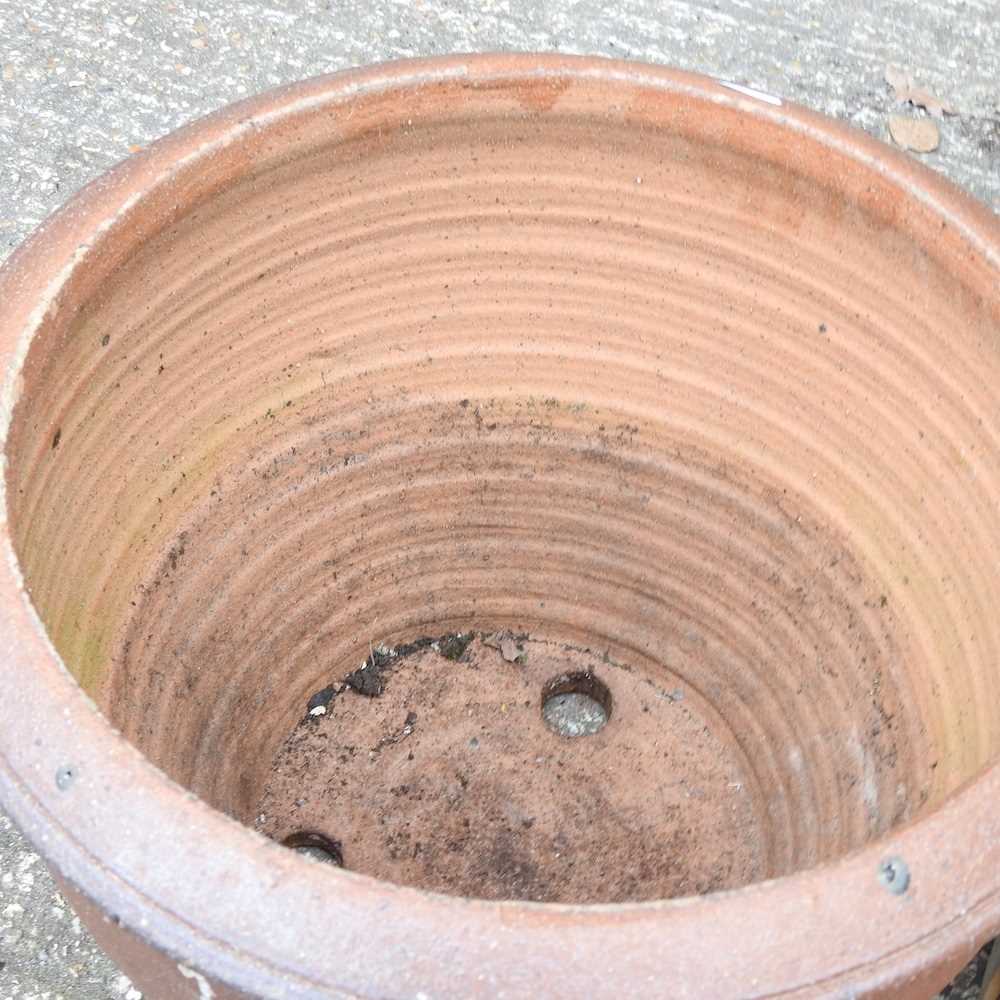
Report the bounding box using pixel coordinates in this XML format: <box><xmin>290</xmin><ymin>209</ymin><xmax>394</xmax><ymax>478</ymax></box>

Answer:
<box><xmin>542</xmin><ymin>671</ymin><xmax>612</xmax><ymax>738</ymax></box>
<box><xmin>282</xmin><ymin>831</ymin><xmax>344</xmax><ymax>867</ymax></box>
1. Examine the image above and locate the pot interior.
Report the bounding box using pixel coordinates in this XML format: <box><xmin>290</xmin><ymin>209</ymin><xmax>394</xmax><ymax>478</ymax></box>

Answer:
<box><xmin>6</xmin><ymin>77</ymin><xmax>1000</xmax><ymax>903</ymax></box>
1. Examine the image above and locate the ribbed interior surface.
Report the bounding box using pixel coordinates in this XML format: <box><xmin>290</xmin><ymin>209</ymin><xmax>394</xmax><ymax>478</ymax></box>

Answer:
<box><xmin>7</xmin><ymin>88</ymin><xmax>1000</xmax><ymax>899</ymax></box>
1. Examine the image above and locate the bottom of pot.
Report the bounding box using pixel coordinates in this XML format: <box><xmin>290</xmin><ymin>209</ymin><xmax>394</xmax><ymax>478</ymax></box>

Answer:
<box><xmin>255</xmin><ymin>632</ymin><xmax>763</xmax><ymax>902</ymax></box>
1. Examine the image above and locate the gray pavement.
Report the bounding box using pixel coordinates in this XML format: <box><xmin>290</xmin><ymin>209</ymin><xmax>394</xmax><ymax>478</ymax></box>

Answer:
<box><xmin>0</xmin><ymin>1</ymin><xmax>997</xmax><ymax>996</ymax></box>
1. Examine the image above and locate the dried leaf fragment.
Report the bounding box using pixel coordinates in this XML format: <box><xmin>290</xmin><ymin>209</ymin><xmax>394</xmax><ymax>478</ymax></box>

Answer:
<box><xmin>884</xmin><ymin>64</ymin><xmax>955</xmax><ymax>119</ymax></box>
<box><xmin>499</xmin><ymin>636</ymin><xmax>521</xmax><ymax>662</ymax></box>
<box><xmin>484</xmin><ymin>630</ymin><xmax>526</xmax><ymax>663</ymax></box>
<box><xmin>888</xmin><ymin>114</ymin><xmax>940</xmax><ymax>153</ymax></box>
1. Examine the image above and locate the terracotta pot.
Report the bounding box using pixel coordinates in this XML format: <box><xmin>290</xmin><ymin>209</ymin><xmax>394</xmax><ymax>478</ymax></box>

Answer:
<box><xmin>1</xmin><ymin>54</ymin><xmax>999</xmax><ymax>999</ymax></box>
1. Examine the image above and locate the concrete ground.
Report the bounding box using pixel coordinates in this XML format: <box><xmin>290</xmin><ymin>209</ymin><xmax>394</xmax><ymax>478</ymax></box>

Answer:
<box><xmin>0</xmin><ymin>1</ymin><xmax>997</xmax><ymax>997</ymax></box>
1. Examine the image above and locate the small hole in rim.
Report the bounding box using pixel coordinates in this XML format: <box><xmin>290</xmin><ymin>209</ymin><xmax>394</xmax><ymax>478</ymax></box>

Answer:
<box><xmin>282</xmin><ymin>831</ymin><xmax>344</xmax><ymax>867</ymax></box>
<box><xmin>541</xmin><ymin>671</ymin><xmax>612</xmax><ymax>738</ymax></box>
<box><xmin>878</xmin><ymin>856</ymin><xmax>910</xmax><ymax>894</ymax></box>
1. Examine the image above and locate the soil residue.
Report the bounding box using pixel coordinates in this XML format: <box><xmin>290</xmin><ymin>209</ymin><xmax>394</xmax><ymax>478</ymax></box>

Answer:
<box><xmin>257</xmin><ymin>635</ymin><xmax>761</xmax><ymax>903</ymax></box>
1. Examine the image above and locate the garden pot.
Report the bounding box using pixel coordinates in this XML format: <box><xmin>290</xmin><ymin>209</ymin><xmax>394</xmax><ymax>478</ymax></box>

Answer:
<box><xmin>0</xmin><ymin>53</ymin><xmax>998</xmax><ymax>999</ymax></box>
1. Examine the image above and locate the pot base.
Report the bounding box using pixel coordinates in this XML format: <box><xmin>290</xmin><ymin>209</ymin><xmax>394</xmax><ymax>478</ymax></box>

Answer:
<box><xmin>256</xmin><ymin>633</ymin><xmax>761</xmax><ymax>902</ymax></box>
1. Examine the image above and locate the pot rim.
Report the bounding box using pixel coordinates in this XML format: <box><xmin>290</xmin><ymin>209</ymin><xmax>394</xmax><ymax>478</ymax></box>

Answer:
<box><xmin>1</xmin><ymin>52</ymin><xmax>998</xmax><ymax>999</ymax></box>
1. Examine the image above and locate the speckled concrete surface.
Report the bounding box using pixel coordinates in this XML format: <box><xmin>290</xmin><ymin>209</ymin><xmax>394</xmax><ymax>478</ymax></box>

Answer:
<box><xmin>0</xmin><ymin>2</ymin><xmax>997</xmax><ymax>997</ymax></box>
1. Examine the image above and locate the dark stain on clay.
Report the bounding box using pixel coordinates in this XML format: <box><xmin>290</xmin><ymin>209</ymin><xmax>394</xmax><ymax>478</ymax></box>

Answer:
<box><xmin>166</xmin><ymin>532</ymin><xmax>188</xmax><ymax>573</ymax></box>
